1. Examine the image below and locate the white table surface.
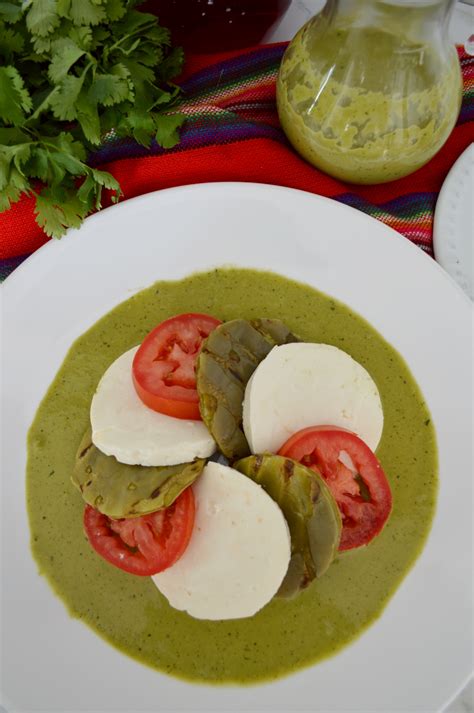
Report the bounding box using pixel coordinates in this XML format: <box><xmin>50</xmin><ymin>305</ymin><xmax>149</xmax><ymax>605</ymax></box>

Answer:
<box><xmin>265</xmin><ymin>2</ymin><xmax>473</xmax><ymax>712</ymax></box>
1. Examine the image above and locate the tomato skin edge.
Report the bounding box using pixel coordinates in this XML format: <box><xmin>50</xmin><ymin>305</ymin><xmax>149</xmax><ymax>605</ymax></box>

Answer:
<box><xmin>279</xmin><ymin>425</ymin><xmax>353</xmax><ymax>453</ymax></box>
<box><xmin>132</xmin><ymin>312</ymin><xmax>221</xmax><ymax>421</ymax></box>
<box><xmin>83</xmin><ymin>487</ymin><xmax>196</xmax><ymax>576</ymax></box>
<box><xmin>168</xmin><ymin>488</ymin><xmax>196</xmax><ymax>567</ymax></box>
<box><xmin>132</xmin><ymin>371</ymin><xmax>201</xmax><ymax>420</ymax></box>
<box><xmin>278</xmin><ymin>426</ymin><xmax>392</xmax><ymax>551</ymax></box>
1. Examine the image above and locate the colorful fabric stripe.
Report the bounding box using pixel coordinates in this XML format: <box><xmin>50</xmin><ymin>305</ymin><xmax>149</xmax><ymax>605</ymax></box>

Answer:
<box><xmin>90</xmin><ymin>44</ymin><xmax>287</xmax><ymax>166</ymax></box>
<box><xmin>458</xmin><ymin>49</ymin><xmax>474</xmax><ymax>124</ymax></box>
<box><xmin>338</xmin><ymin>193</ymin><xmax>437</xmax><ymax>253</ymax></box>
<box><xmin>88</xmin><ymin>42</ymin><xmax>474</xmax><ymax>251</ymax></box>
<box><xmin>1</xmin><ymin>42</ymin><xmax>473</xmax><ymax>281</ymax></box>
<box><xmin>0</xmin><ymin>253</ymin><xmax>30</xmax><ymax>281</ymax></box>
<box><xmin>89</xmin><ymin>114</ymin><xmax>285</xmax><ymax>166</ymax></box>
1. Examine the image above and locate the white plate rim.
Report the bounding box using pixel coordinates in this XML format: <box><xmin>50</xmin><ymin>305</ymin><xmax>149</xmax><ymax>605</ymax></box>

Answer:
<box><xmin>3</xmin><ymin>182</ymin><xmax>472</xmax><ymax>310</ymax></box>
<box><xmin>433</xmin><ymin>142</ymin><xmax>474</xmax><ymax>300</ymax></box>
<box><xmin>1</xmin><ymin>182</ymin><xmax>472</xmax><ymax>713</ymax></box>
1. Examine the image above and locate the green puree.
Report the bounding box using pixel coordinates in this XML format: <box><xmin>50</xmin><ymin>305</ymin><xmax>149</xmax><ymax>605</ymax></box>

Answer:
<box><xmin>27</xmin><ymin>268</ymin><xmax>437</xmax><ymax>684</ymax></box>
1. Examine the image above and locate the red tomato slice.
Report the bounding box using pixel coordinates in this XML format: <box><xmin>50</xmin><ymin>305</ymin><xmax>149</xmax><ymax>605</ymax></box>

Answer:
<box><xmin>83</xmin><ymin>487</ymin><xmax>195</xmax><ymax>576</ymax></box>
<box><xmin>132</xmin><ymin>313</ymin><xmax>221</xmax><ymax>420</ymax></box>
<box><xmin>278</xmin><ymin>426</ymin><xmax>392</xmax><ymax>551</ymax></box>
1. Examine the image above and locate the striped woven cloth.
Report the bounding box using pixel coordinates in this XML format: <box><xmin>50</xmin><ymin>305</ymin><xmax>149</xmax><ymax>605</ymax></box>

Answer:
<box><xmin>1</xmin><ymin>43</ymin><xmax>473</xmax><ymax>281</ymax></box>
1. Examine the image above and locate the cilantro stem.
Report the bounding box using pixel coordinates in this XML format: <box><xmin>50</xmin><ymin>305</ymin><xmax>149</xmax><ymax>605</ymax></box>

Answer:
<box><xmin>104</xmin><ymin>19</ymin><xmax>157</xmax><ymax>58</ymax></box>
<box><xmin>25</xmin><ymin>86</ymin><xmax>59</xmax><ymax>124</ymax></box>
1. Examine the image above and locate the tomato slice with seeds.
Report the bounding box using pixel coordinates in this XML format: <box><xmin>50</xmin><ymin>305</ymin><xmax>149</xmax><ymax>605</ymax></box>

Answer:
<box><xmin>132</xmin><ymin>313</ymin><xmax>221</xmax><ymax>420</ymax></box>
<box><xmin>278</xmin><ymin>426</ymin><xmax>392</xmax><ymax>551</ymax></box>
<box><xmin>83</xmin><ymin>487</ymin><xmax>195</xmax><ymax>576</ymax></box>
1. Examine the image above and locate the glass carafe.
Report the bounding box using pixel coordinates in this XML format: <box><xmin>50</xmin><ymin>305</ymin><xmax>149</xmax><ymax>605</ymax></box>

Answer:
<box><xmin>276</xmin><ymin>0</ymin><xmax>462</xmax><ymax>184</ymax></box>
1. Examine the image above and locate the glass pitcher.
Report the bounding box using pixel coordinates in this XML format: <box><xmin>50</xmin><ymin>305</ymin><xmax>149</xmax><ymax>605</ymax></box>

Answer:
<box><xmin>276</xmin><ymin>0</ymin><xmax>462</xmax><ymax>184</ymax></box>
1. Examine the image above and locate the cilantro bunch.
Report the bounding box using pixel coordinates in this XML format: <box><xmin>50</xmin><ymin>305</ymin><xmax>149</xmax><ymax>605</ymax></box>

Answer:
<box><xmin>0</xmin><ymin>0</ymin><xmax>185</xmax><ymax>237</ymax></box>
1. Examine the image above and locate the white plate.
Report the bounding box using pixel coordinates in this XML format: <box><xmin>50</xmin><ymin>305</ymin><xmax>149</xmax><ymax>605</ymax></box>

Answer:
<box><xmin>433</xmin><ymin>143</ymin><xmax>474</xmax><ymax>300</ymax></box>
<box><xmin>1</xmin><ymin>183</ymin><xmax>472</xmax><ymax>713</ymax></box>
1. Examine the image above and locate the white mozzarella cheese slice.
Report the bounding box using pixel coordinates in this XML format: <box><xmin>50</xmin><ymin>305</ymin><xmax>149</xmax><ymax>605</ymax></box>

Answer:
<box><xmin>90</xmin><ymin>347</ymin><xmax>215</xmax><ymax>466</ymax></box>
<box><xmin>152</xmin><ymin>462</ymin><xmax>291</xmax><ymax>620</ymax></box>
<box><xmin>243</xmin><ymin>342</ymin><xmax>383</xmax><ymax>453</ymax></box>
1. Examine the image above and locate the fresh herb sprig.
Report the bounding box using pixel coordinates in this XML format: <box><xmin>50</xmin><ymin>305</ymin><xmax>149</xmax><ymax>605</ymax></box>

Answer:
<box><xmin>0</xmin><ymin>0</ymin><xmax>185</xmax><ymax>237</ymax></box>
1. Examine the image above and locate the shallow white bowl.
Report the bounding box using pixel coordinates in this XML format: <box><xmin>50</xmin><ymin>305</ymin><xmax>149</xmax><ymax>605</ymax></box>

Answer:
<box><xmin>2</xmin><ymin>183</ymin><xmax>472</xmax><ymax>712</ymax></box>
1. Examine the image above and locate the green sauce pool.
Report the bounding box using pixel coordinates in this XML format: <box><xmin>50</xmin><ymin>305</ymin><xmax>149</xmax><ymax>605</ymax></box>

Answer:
<box><xmin>27</xmin><ymin>268</ymin><xmax>437</xmax><ymax>684</ymax></box>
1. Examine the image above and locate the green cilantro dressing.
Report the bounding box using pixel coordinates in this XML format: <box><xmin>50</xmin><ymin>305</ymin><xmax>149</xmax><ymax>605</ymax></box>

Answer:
<box><xmin>27</xmin><ymin>268</ymin><xmax>437</xmax><ymax>684</ymax></box>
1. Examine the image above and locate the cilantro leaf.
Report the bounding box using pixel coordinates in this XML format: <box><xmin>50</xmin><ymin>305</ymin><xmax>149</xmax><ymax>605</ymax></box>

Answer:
<box><xmin>34</xmin><ymin>193</ymin><xmax>70</xmax><ymax>237</ymax></box>
<box><xmin>0</xmin><ymin>147</ymin><xmax>12</xmax><ymax>191</ymax></box>
<box><xmin>105</xmin><ymin>0</ymin><xmax>126</xmax><ymax>22</ymax></box>
<box><xmin>0</xmin><ymin>2</ymin><xmax>184</xmax><ymax>237</ymax></box>
<box><xmin>24</xmin><ymin>146</ymin><xmax>50</xmax><ymax>181</ymax></box>
<box><xmin>47</xmin><ymin>131</ymin><xmax>87</xmax><ymax>161</ymax></box>
<box><xmin>88</xmin><ymin>66</ymin><xmax>132</xmax><ymax>107</ymax></box>
<box><xmin>48</xmin><ymin>38</ymin><xmax>85</xmax><ymax>82</ymax></box>
<box><xmin>0</xmin><ymin>180</ymin><xmax>27</xmax><ymax>211</ymax></box>
<box><xmin>113</xmin><ymin>10</ymin><xmax>158</xmax><ymax>37</ymax></box>
<box><xmin>35</xmin><ymin>185</ymin><xmax>89</xmax><ymax>237</ymax></box>
<box><xmin>76</xmin><ymin>173</ymin><xmax>96</xmax><ymax>205</ymax></box>
<box><xmin>0</xmin><ymin>145</ymin><xmax>30</xmax><ymax>207</ymax></box>
<box><xmin>76</xmin><ymin>96</ymin><xmax>101</xmax><ymax>145</ymax></box>
<box><xmin>67</xmin><ymin>0</ymin><xmax>107</xmax><ymax>27</ymax></box>
<box><xmin>149</xmin><ymin>86</ymin><xmax>174</xmax><ymax>110</ymax></box>
<box><xmin>68</xmin><ymin>25</ymin><xmax>93</xmax><ymax>50</ymax></box>
<box><xmin>87</xmin><ymin>167</ymin><xmax>121</xmax><ymax>208</ymax></box>
<box><xmin>49</xmin><ymin>73</ymin><xmax>86</xmax><ymax>120</ymax></box>
<box><xmin>0</xmin><ymin>2</ymin><xmax>24</xmax><ymax>24</ymax></box>
<box><xmin>26</xmin><ymin>0</ymin><xmax>60</xmax><ymax>38</ymax></box>
<box><xmin>0</xmin><ymin>27</ymin><xmax>25</xmax><ymax>60</ymax></box>
<box><xmin>50</xmin><ymin>149</ymin><xmax>87</xmax><ymax>176</ymax></box>
<box><xmin>154</xmin><ymin>113</ymin><xmax>185</xmax><ymax>149</ymax></box>
<box><xmin>155</xmin><ymin>46</ymin><xmax>185</xmax><ymax>82</ymax></box>
<box><xmin>146</xmin><ymin>25</ymin><xmax>171</xmax><ymax>49</ymax></box>
<box><xmin>0</xmin><ymin>127</ymin><xmax>29</xmax><ymax>145</ymax></box>
<box><xmin>119</xmin><ymin>108</ymin><xmax>155</xmax><ymax>147</ymax></box>
<box><xmin>0</xmin><ymin>66</ymin><xmax>32</xmax><ymax>124</ymax></box>
<box><xmin>12</xmin><ymin>142</ymin><xmax>31</xmax><ymax>172</ymax></box>
<box><xmin>55</xmin><ymin>0</ymin><xmax>71</xmax><ymax>18</ymax></box>
<box><xmin>90</xmin><ymin>167</ymin><xmax>121</xmax><ymax>192</ymax></box>
<box><xmin>120</xmin><ymin>58</ymin><xmax>155</xmax><ymax>102</ymax></box>
<box><xmin>32</xmin><ymin>33</ymin><xmax>53</xmax><ymax>54</ymax></box>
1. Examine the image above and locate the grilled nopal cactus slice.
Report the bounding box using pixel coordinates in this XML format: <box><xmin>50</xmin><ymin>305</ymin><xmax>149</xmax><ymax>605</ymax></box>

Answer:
<box><xmin>234</xmin><ymin>454</ymin><xmax>342</xmax><ymax>597</ymax></box>
<box><xmin>72</xmin><ymin>429</ymin><xmax>205</xmax><ymax>518</ymax></box>
<box><xmin>196</xmin><ymin>319</ymin><xmax>299</xmax><ymax>460</ymax></box>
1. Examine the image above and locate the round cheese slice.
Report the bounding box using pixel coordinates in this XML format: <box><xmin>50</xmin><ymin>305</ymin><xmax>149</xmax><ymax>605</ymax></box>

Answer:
<box><xmin>243</xmin><ymin>342</ymin><xmax>384</xmax><ymax>453</ymax></box>
<box><xmin>90</xmin><ymin>347</ymin><xmax>216</xmax><ymax>466</ymax></box>
<box><xmin>152</xmin><ymin>462</ymin><xmax>291</xmax><ymax>620</ymax></box>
